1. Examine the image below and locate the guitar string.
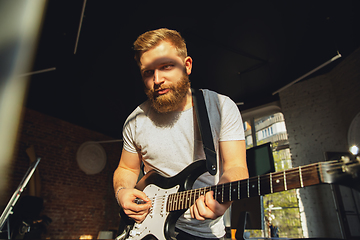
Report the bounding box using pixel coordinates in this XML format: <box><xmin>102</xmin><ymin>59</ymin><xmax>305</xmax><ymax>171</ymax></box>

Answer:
<box><xmin>144</xmin><ymin>160</ymin><xmax>355</xmax><ymax>207</ymax></box>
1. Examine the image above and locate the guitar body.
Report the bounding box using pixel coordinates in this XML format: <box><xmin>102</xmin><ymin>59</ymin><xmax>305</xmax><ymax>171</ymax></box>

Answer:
<box><xmin>117</xmin><ymin>160</ymin><xmax>207</xmax><ymax>240</ymax></box>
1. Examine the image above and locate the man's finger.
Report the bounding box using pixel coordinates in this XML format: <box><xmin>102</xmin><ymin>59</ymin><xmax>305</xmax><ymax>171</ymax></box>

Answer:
<box><xmin>128</xmin><ymin>212</ymin><xmax>148</xmax><ymax>223</ymax></box>
<box><xmin>204</xmin><ymin>191</ymin><xmax>217</xmax><ymax>210</ymax></box>
<box><xmin>195</xmin><ymin>195</ymin><xmax>207</xmax><ymax>213</ymax></box>
<box><xmin>193</xmin><ymin>201</ymin><xmax>206</xmax><ymax>221</ymax></box>
<box><xmin>133</xmin><ymin>189</ymin><xmax>151</xmax><ymax>202</ymax></box>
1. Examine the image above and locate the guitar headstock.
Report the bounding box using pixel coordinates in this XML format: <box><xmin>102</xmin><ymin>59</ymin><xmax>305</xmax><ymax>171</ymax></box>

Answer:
<box><xmin>321</xmin><ymin>156</ymin><xmax>360</xmax><ymax>192</ymax></box>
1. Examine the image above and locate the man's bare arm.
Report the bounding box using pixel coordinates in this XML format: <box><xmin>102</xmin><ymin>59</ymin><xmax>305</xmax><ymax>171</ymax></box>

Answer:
<box><xmin>113</xmin><ymin>149</ymin><xmax>151</xmax><ymax>222</ymax></box>
<box><xmin>218</xmin><ymin>140</ymin><xmax>248</xmax><ymax>184</ymax></box>
<box><xmin>113</xmin><ymin>149</ymin><xmax>141</xmax><ymax>190</ymax></box>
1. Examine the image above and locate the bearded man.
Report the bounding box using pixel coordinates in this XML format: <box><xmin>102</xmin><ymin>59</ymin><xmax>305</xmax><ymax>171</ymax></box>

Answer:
<box><xmin>113</xmin><ymin>28</ymin><xmax>248</xmax><ymax>240</ymax></box>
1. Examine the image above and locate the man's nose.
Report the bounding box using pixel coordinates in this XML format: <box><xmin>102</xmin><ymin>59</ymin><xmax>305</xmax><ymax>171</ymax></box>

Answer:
<box><xmin>153</xmin><ymin>69</ymin><xmax>164</xmax><ymax>85</ymax></box>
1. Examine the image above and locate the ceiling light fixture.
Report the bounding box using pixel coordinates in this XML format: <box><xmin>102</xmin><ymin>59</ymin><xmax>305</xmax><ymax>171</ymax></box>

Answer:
<box><xmin>74</xmin><ymin>0</ymin><xmax>87</xmax><ymax>54</ymax></box>
<box><xmin>272</xmin><ymin>52</ymin><xmax>342</xmax><ymax>95</ymax></box>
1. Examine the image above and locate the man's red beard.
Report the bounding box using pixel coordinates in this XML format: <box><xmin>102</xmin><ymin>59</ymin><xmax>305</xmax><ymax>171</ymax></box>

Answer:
<box><xmin>145</xmin><ymin>74</ymin><xmax>190</xmax><ymax>113</ymax></box>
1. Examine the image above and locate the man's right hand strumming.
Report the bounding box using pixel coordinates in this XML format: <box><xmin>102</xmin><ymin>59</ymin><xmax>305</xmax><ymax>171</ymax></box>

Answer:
<box><xmin>117</xmin><ymin>188</ymin><xmax>152</xmax><ymax>223</ymax></box>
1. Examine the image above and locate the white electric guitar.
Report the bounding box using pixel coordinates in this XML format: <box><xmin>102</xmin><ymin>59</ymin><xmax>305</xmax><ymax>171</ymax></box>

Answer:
<box><xmin>116</xmin><ymin>158</ymin><xmax>360</xmax><ymax>240</ymax></box>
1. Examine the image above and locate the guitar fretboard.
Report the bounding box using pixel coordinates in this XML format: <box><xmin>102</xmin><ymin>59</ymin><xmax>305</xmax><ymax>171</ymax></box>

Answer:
<box><xmin>166</xmin><ymin>162</ymin><xmax>323</xmax><ymax>212</ymax></box>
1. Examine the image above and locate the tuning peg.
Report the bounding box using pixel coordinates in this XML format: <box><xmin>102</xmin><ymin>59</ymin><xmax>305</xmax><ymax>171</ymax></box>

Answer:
<box><xmin>341</xmin><ymin>156</ymin><xmax>350</xmax><ymax>163</ymax></box>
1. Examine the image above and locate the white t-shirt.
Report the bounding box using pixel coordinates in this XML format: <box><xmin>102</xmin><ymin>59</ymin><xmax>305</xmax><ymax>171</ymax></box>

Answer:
<box><xmin>122</xmin><ymin>89</ymin><xmax>245</xmax><ymax>238</ymax></box>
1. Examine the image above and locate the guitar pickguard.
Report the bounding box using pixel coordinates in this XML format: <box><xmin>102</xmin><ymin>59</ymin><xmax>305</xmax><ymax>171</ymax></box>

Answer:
<box><xmin>124</xmin><ymin>184</ymin><xmax>180</xmax><ymax>240</ymax></box>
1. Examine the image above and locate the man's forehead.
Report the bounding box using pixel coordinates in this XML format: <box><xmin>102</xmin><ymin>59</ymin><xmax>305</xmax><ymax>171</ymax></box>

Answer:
<box><xmin>140</xmin><ymin>41</ymin><xmax>182</xmax><ymax>64</ymax></box>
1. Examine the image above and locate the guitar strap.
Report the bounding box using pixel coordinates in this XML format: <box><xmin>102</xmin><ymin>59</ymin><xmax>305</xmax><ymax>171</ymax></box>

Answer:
<box><xmin>191</xmin><ymin>88</ymin><xmax>217</xmax><ymax>175</ymax></box>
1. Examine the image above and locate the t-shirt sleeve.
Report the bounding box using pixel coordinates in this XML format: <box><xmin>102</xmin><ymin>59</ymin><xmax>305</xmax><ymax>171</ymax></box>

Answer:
<box><xmin>219</xmin><ymin>96</ymin><xmax>245</xmax><ymax>141</ymax></box>
<box><xmin>122</xmin><ymin>112</ymin><xmax>139</xmax><ymax>154</ymax></box>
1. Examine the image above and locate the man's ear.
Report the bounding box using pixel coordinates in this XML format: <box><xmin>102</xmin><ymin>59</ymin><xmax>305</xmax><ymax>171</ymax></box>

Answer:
<box><xmin>184</xmin><ymin>56</ymin><xmax>193</xmax><ymax>75</ymax></box>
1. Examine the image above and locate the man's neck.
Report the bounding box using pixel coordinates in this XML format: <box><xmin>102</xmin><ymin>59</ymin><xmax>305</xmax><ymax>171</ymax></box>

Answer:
<box><xmin>175</xmin><ymin>88</ymin><xmax>193</xmax><ymax>112</ymax></box>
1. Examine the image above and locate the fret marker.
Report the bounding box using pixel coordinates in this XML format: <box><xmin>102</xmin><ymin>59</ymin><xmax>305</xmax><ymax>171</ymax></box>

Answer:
<box><xmin>221</xmin><ymin>184</ymin><xmax>224</xmax><ymax>202</ymax></box>
<box><xmin>276</xmin><ymin>179</ymin><xmax>280</xmax><ymax>183</ymax></box>
<box><xmin>229</xmin><ymin>182</ymin><xmax>232</xmax><ymax>201</ymax></box>
<box><xmin>299</xmin><ymin>166</ymin><xmax>304</xmax><ymax>188</ymax></box>
<box><xmin>247</xmin><ymin>179</ymin><xmax>250</xmax><ymax>198</ymax></box>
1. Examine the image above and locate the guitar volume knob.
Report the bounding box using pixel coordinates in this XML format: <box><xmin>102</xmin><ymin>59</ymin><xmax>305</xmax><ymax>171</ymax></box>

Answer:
<box><xmin>129</xmin><ymin>230</ymin><xmax>141</xmax><ymax>236</ymax></box>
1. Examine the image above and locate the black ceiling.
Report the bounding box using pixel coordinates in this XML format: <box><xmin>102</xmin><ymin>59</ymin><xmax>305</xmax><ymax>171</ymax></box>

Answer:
<box><xmin>25</xmin><ymin>0</ymin><xmax>360</xmax><ymax>139</ymax></box>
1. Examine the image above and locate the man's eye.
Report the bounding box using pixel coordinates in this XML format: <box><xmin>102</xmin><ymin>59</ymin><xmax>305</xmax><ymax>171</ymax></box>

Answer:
<box><xmin>143</xmin><ymin>70</ymin><xmax>153</xmax><ymax>77</ymax></box>
<box><xmin>162</xmin><ymin>64</ymin><xmax>173</xmax><ymax>70</ymax></box>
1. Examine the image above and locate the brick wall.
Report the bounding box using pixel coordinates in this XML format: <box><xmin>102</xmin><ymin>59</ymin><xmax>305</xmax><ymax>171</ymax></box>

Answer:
<box><xmin>279</xmin><ymin>47</ymin><xmax>360</xmax><ymax>237</ymax></box>
<box><xmin>3</xmin><ymin>108</ymin><xmax>122</xmax><ymax>239</ymax></box>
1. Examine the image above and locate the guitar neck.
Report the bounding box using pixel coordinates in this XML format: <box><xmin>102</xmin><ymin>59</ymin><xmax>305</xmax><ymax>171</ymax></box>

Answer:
<box><xmin>166</xmin><ymin>162</ymin><xmax>323</xmax><ymax>212</ymax></box>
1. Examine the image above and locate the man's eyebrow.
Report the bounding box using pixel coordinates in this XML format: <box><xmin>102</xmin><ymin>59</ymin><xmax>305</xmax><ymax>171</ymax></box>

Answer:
<box><xmin>157</xmin><ymin>60</ymin><xmax>175</xmax><ymax>66</ymax></box>
<box><xmin>141</xmin><ymin>60</ymin><xmax>175</xmax><ymax>72</ymax></box>
<box><xmin>140</xmin><ymin>65</ymin><xmax>151</xmax><ymax>72</ymax></box>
